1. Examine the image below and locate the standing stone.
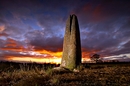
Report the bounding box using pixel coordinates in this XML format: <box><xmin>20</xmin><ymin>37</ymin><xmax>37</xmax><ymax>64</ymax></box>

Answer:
<box><xmin>60</xmin><ymin>14</ymin><xmax>81</xmax><ymax>70</ymax></box>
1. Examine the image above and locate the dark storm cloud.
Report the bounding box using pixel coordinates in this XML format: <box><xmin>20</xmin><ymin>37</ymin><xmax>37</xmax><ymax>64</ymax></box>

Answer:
<box><xmin>0</xmin><ymin>18</ymin><xmax>6</xmax><ymax>25</ymax></box>
<box><xmin>25</xmin><ymin>30</ymin><xmax>63</xmax><ymax>52</ymax></box>
<box><xmin>110</xmin><ymin>40</ymin><xmax>130</xmax><ymax>55</ymax></box>
<box><xmin>73</xmin><ymin>0</ymin><xmax>130</xmax><ymax>56</ymax></box>
<box><xmin>36</xmin><ymin>14</ymin><xmax>65</xmax><ymax>37</ymax></box>
<box><xmin>0</xmin><ymin>39</ymin><xmax>6</xmax><ymax>47</ymax></box>
<box><xmin>75</xmin><ymin>0</ymin><xmax>130</xmax><ymax>23</ymax></box>
<box><xmin>3</xmin><ymin>26</ymin><xmax>25</xmax><ymax>39</ymax></box>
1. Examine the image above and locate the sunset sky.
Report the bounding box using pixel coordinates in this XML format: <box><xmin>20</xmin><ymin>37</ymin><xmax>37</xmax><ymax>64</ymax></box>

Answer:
<box><xmin>0</xmin><ymin>0</ymin><xmax>130</xmax><ymax>63</ymax></box>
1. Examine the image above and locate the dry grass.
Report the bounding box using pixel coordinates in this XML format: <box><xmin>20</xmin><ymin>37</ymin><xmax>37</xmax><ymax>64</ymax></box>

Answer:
<box><xmin>0</xmin><ymin>62</ymin><xmax>130</xmax><ymax>86</ymax></box>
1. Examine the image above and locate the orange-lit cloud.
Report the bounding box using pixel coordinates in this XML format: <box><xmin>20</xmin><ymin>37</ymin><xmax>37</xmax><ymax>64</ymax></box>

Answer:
<box><xmin>34</xmin><ymin>49</ymin><xmax>62</xmax><ymax>58</ymax></box>
<box><xmin>5</xmin><ymin>38</ymin><xmax>17</xmax><ymax>47</ymax></box>
<box><xmin>7</xmin><ymin>38</ymin><xmax>17</xmax><ymax>43</ymax></box>
<box><xmin>1</xmin><ymin>42</ymin><xmax>26</xmax><ymax>52</ymax></box>
<box><xmin>82</xmin><ymin>48</ymin><xmax>100</xmax><ymax>58</ymax></box>
<box><xmin>6</xmin><ymin>43</ymin><xmax>17</xmax><ymax>47</ymax></box>
<box><xmin>0</xmin><ymin>38</ymin><xmax>26</xmax><ymax>52</ymax></box>
<box><xmin>0</xmin><ymin>32</ymin><xmax>8</xmax><ymax>37</ymax></box>
<box><xmin>0</xmin><ymin>25</ymin><xmax>5</xmax><ymax>32</ymax></box>
<box><xmin>1</xmin><ymin>47</ymin><xmax>25</xmax><ymax>52</ymax></box>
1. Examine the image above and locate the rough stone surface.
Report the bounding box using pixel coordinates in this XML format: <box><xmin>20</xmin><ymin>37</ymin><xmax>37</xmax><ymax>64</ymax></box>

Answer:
<box><xmin>60</xmin><ymin>14</ymin><xmax>81</xmax><ymax>70</ymax></box>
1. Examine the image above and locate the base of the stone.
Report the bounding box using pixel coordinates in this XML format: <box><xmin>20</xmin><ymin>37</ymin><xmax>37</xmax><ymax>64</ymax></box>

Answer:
<box><xmin>51</xmin><ymin>67</ymin><xmax>72</xmax><ymax>74</ymax></box>
<box><xmin>52</xmin><ymin>67</ymin><xmax>80</xmax><ymax>74</ymax></box>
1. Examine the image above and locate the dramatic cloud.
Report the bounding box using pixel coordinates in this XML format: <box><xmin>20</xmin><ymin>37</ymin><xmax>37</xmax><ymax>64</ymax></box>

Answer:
<box><xmin>0</xmin><ymin>0</ymin><xmax>130</xmax><ymax>63</ymax></box>
<box><xmin>24</xmin><ymin>29</ymin><xmax>63</xmax><ymax>51</ymax></box>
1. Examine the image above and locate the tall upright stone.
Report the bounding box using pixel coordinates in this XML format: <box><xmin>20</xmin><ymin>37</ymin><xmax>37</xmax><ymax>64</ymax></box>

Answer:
<box><xmin>61</xmin><ymin>14</ymin><xmax>81</xmax><ymax>70</ymax></box>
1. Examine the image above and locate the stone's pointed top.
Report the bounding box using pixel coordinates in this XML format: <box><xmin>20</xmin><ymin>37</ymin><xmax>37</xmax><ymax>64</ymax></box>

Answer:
<box><xmin>69</xmin><ymin>14</ymin><xmax>77</xmax><ymax>18</ymax></box>
<box><xmin>72</xmin><ymin>14</ymin><xmax>76</xmax><ymax>16</ymax></box>
<box><xmin>71</xmin><ymin>14</ymin><xmax>77</xmax><ymax>21</ymax></box>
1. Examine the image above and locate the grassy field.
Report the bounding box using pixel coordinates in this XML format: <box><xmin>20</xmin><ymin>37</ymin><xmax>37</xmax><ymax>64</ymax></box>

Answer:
<box><xmin>0</xmin><ymin>61</ymin><xmax>130</xmax><ymax>86</ymax></box>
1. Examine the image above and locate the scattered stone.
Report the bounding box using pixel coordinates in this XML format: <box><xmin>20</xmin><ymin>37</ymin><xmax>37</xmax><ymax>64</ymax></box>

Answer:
<box><xmin>73</xmin><ymin>69</ymin><xmax>80</xmax><ymax>73</ymax></box>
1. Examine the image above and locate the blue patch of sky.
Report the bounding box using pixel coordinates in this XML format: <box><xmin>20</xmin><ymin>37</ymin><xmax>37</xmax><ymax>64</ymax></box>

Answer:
<box><xmin>0</xmin><ymin>36</ymin><xmax>7</xmax><ymax>40</ymax></box>
<box><xmin>21</xmin><ymin>18</ymin><xmax>41</xmax><ymax>30</ymax></box>
<box><xmin>117</xmin><ymin>41</ymin><xmax>128</xmax><ymax>49</ymax></box>
<box><xmin>42</xmin><ymin>10</ymin><xmax>63</xmax><ymax>17</ymax></box>
<box><xmin>80</xmin><ymin>27</ymin><xmax>90</xmax><ymax>39</ymax></box>
<box><xmin>53</xmin><ymin>26</ymin><xmax>64</xmax><ymax>37</ymax></box>
<box><xmin>11</xmin><ymin>35</ymin><xmax>25</xmax><ymax>42</ymax></box>
<box><xmin>59</xmin><ymin>7</ymin><xmax>69</xmax><ymax>15</ymax></box>
<box><xmin>4</xmin><ymin>10</ymin><xmax>14</xmax><ymax>20</ymax></box>
<box><xmin>41</xmin><ymin>6</ymin><xmax>69</xmax><ymax>17</ymax></box>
